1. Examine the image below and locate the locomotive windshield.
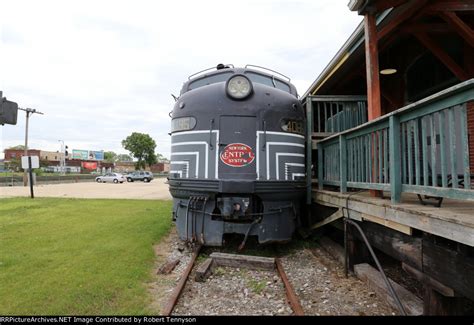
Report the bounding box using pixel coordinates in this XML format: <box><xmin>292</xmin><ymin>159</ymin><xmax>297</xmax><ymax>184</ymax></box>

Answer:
<box><xmin>188</xmin><ymin>72</ymin><xmax>233</xmax><ymax>90</ymax></box>
<box><xmin>245</xmin><ymin>72</ymin><xmax>291</xmax><ymax>93</ymax></box>
<box><xmin>186</xmin><ymin>69</ymin><xmax>292</xmax><ymax>94</ymax></box>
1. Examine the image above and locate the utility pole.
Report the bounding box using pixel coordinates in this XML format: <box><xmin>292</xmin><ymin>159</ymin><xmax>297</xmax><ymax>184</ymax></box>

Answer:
<box><xmin>19</xmin><ymin>107</ymin><xmax>44</xmax><ymax>186</ymax></box>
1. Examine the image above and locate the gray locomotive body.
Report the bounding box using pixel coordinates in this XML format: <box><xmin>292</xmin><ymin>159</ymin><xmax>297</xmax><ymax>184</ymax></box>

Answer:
<box><xmin>169</xmin><ymin>65</ymin><xmax>305</xmax><ymax>246</ymax></box>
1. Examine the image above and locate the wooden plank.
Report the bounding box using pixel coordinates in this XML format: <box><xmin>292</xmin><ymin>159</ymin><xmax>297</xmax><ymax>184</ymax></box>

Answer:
<box><xmin>414</xmin><ymin>120</ymin><xmax>420</xmax><ymax>185</ymax></box>
<box><xmin>346</xmin><ymin>182</ymin><xmax>390</xmax><ymax>191</ymax></box>
<box><xmin>378</xmin><ymin>131</ymin><xmax>383</xmax><ymax>183</ymax></box>
<box><xmin>439</xmin><ymin>11</ymin><xmax>474</xmax><ymax>48</ymax></box>
<box><xmin>422</xmin><ymin>236</ymin><xmax>474</xmax><ymax>300</ymax></box>
<box><xmin>340</xmin><ymin>135</ymin><xmax>347</xmax><ymax>192</ymax></box>
<box><xmin>373</xmin><ymin>133</ymin><xmax>378</xmax><ymax>183</ymax></box>
<box><xmin>311</xmin><ymin>209</ymin><xmax>343</xmax><ymax>230</ymax></box>
<box><xmin>360</xmin><ymin>137</ymin><xmax>364</xmax><ymax>182</ymax></box>
<box><xmin>348</xmin><ymin>139</ymin><xmax>352</xmax><ymax>182</ymax></box>
<box><xmin>311</xmin><ymin>132</ymin><xmax>335</xmax><ymax>138</ymax></box>
<box><xmin>318</xmin><ymin>146</ymin><xmax>324</xmax><ymax>190</ymax></box>
<box><xmin>460</xmin><ymin>104</ymin><xmax>470</xmax><ymax>189</ymax></box>
<box><xmin>364</xmin><ymin>13</ymin><xmax>382</xmax><ymax>121</ymax></box>
<box><xmin>362</xmin><ymin>213</ymin><xmax>412</xmax><ymax>235</ymax></box>
<box><xmin>312</xmin><ymin>190</ymin><xmax>474</xmax><ymax>247</ymax></box>
<box><xmin>422</xmin><ymin>117</ymin><xmax>429</xmax><ymax>186</ymax></box>
<box><xmin>357</xmin><ymin>221</ymin><xmax>422</xmax><ymax>269</ymax></box>
<box><xmin>318</xmin><ymin>102</ymin><xmax>322</xmax><ymax>133</ymax></box>
<box><xmin>448</xmin><ymin>108</ymin><xmax>458</xmax><ymax>188</ymax></box>
<box><xmin>439</xmin><ymin>110</ymin><xmax>448</xmax><ymax>187</ymax></box>
<box><xmin>369</xmin><ymin>134</ymin><xmax>373</xmax><ymax>183</ymax></box>
<box><xmin>354</xmin><ymin>263</ymin><xmax>423</xmax><ymax>315</ymax></box>
<box><xmin>157</xmin><ymin>258</ymin><xmax>180</xmax><ymax>275</ymax></box>
<box><xmin>318</xmin><ymin>237</ymin><xmax>345</xmax><ymax>265</ymax></box>
<box><xmin>194</xmin><ymin>258</ymin><xmax>214</xmax><ymax>282</ymax></box>
<box><xmin>414</xmin><ymin>32</ymin><xmax>469</xmax><ymax>81</ymax></box>
<box><xmin>427</xmin><ymin>2</ymin><xmax>474</xmax><ymax>11</ymax></box>
<box><xmin>389</xmin><ymin>115</ymin><xmax>402</xmax><ymax>203</ymax></box>
<box><xmin>324</xmin><ymin>102</ymin><xmax>328</xmax><ymax>132</ymax></box>
<box><xmin>210</xmin><ymin>252</ymin><xmax>275</xmax><ymax>271</ymax></box>
<box><xmin>407</xmin><ymin>121</ymin><xmax>413</xmax><ymax>185</ymax></box>
<box><xmin>401</xmin><ymin>263</ymin><xmax>454</xmax><ymax>297</ymax></box>
<box><xmin>402</xmin><ymin>184</ymin><xmax>474</xmax><ymax>201</ymax></box>
<box><xmin>373</xmin><ymin>0</ymin><xmax>409</xmax><ymax>13</ymax></box>
<box><xmin>401</xmin><ymin>123</ymin><xmax>407</xmax><ymax>184</ymax></box>
<box><xmin>423</xmin><ymin>285</ymin><xmax>466</xmax><ymax>315</ymax></box>
<box><xmin>401</xmin><ymin>23</ymin><xmax>452</xmax><ymax>34</ymax></box>
<box><xmin>347</xmin><ymin>227</ymin><xmax>371</xmax><ymax>272</ymax></box>
<box><xmin>383</xmin><ymin>129</ymin><xmax>388</xmax><ymax>183</ymax></box>
<box><xmin>430</xmin><ymin>114</ymin><xmax>437</xmax><ymax>187</ymax></box>
<box><xmin>366</xmin><ymin>135</ymin><xmax>370</xmax><ymax>182</ymax></box>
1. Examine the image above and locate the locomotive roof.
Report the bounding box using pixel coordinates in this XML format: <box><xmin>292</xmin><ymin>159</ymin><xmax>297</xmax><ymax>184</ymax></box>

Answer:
<box><xmin>180</xmin><ymin>65</ymin><xmax>298</xmax><ymax>97</ymax></box>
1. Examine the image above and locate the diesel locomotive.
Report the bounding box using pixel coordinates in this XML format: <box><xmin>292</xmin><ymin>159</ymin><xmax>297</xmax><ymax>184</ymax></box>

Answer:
<box><xmin>168</xmin><ymin>64</ymin><xmax>306</xmax><ymax>247</ymax></box>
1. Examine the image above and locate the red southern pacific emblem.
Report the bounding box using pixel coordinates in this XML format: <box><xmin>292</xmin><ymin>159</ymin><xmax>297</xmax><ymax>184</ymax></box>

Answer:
<box><xmin>220</xmin><ymin>143</ymin><xmax>255</xmax><ymax>167</ymax></box>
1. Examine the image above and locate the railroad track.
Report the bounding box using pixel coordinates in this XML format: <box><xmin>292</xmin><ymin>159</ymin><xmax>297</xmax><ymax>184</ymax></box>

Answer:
<box><xmin>162</xmin><ymin>246</ymin><xmax>304</xmax><ymax>316</ymax></box>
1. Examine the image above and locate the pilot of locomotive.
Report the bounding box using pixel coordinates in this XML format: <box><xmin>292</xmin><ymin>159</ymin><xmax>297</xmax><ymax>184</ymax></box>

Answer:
<box><xmin>168</xmin><ymin>64</ymin><xmax>306</xmax><ymax>247</ymax></box>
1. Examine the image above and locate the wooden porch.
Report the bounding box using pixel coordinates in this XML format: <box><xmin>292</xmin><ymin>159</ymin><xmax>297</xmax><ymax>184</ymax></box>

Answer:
<box><xmin>313</xmin><ymin>189</ymin><xmax>474</xmax><ymax>247</ymax></box>
<box><xmin>301</xmin><ymin>0</ymin><xmax>474</xmax><ymax>315</ymax></box>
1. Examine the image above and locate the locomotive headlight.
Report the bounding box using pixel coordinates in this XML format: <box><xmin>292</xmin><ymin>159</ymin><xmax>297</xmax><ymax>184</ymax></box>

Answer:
<box><xmin>226</xmin><ymin>75</ymin><xmax>253</xmax><ymax>100</ymax></box>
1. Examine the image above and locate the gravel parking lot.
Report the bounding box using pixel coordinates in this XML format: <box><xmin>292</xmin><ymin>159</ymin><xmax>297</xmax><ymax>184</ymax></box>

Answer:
<box><xmin>0</xmin><ymin>177</ymin><xmax>172</xmax><ymax>200</ymax></box>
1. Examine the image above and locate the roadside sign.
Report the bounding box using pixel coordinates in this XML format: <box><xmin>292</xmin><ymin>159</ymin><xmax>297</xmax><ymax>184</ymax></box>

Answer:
<box><xmin>21</xmin><ymin>156</ymin><xmax>40</xmax><ymax>169</ymax></box>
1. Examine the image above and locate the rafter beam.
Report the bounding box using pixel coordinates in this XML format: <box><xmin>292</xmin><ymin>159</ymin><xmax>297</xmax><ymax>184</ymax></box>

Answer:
<box><xmin>427</xmin><ymin>1</ymin><xmax>474</xmax><ymax>12</ymax></box>
<box><xmin>414</xmin><ymin>32</ymin><xmax>469</xmax><ymax>81</ymax></box>
<box><xmin>401</xmin><ymin>23</ymin><xmax>451</xmax><ymax>34</ymax></box>
<box><xmin>439</xmin><ymin>11</ymin><xmax>474</xmax><ymax>48</ymax></box>
<box><xmin>374</xmin><ymin>0</ymin><xmax>410</xmax><ymax>13</ymax></box>
<box><xmin>377</xmin><ymin>0</ymin><xmax>429</xmax><ymax>40</ymax></box>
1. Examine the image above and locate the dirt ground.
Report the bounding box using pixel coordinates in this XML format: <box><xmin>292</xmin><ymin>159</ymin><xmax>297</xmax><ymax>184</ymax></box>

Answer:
<box><xmin>0</xmin><ymin>178</ymin><xmax>172</xmax><ymax>200</ymax></box>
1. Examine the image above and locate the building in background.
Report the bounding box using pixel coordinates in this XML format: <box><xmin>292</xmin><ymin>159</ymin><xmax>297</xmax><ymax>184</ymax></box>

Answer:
<box><xmin>40</xmin><ymin>150</ymin><xmax>68</xmax><ymax>162</ymax></box>
<box><xmin>4</xmin><ymin>149</ymin><xmax>41</xmax><ymax>161</ymax></box>
<box><xmin>150</xmin><ymin>162</ymin><xmax>170</xmax><ymax>173</ymax></box>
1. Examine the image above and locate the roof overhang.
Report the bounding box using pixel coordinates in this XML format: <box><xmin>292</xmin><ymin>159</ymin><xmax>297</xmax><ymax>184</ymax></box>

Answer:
<box><xmin>301</xmin><ymin>7</ymin><xmax>392</xmax><ymax>101</ymax></box>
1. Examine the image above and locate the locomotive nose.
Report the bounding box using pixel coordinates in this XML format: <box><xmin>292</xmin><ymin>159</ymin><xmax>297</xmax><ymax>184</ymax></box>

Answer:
<box><xmin>226</xmin><ymin>75</ymin><xmax>253</xmax><ymax>100</ymax></box>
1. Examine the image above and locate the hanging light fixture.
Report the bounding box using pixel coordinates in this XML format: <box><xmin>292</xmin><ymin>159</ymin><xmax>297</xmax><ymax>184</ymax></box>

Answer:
<box><xmin>380</xmin><ymin>68</ymin><xmax>397</xmax><ymax>75</ymax></box>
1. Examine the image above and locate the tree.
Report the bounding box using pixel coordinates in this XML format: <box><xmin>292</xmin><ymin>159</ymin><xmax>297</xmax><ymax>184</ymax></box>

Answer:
<box><xmin>121</xmin><ymin>132</ymin><xmax>157</xmax><ymax>170</ymax></box>
<box><xmin>8</xmin><ymin>145</ymin><xmax>25</xmax><ymax>150</ymax></box>
<box><xmin>116</xmin><ymin>154</ymin><xmax>133</xmax><ymax>162</ymax></box>
<box><xmin>104</xmin><ymin>151</ymin><xmax>117</xmax><ymax>163</ymax></box>
<box><xmin>156</xmin><ymin>152</ymin><xmax>169</xmax><ymax>162</ymax></box>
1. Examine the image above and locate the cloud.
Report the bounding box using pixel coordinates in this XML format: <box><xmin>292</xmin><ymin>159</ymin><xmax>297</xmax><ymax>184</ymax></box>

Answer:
<box><xmin>1</xmin><ymin>0</ymin><xmax>361</xmax><ymax>160</ymax></box>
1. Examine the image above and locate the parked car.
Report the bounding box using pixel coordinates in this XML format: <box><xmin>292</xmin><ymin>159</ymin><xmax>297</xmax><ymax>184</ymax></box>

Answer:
<box><xmin>95</xmin><ymin>173</ymin><xmax>126</xmax><ymax>184</ymax></box>
<box><xmin>125</xmin><ymin>171</ymin><xmax>154</xmax><ymax>182</ymax></box>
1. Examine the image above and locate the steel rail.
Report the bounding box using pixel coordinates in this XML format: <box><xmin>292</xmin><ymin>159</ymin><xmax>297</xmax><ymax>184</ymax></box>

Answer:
<box><xmin>162</xmin><ymin>245</ymin><xmax>202</xmax><ymax>316</ymax></box>
<box><xmin>275</xmin><ymin>258</ymin><xmax>304</xmax><ymax>316</ymax></box>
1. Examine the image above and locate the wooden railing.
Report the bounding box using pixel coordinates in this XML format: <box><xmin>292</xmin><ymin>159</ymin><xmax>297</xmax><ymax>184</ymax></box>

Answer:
<box><xmin>307</xmin><ymin>96</ymin><xmax>367</xmax><ymax>135</ymax></box>
<box><xmin>315</xmin><ymin>79</ymin><xmax>474</xmax><ymax>203</ymax></box>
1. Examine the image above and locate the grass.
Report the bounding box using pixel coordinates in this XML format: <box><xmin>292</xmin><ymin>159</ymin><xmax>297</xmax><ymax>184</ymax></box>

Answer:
<box><xmin>247</xmin><ymin>278</ymin><xmax>266</xmax><ymax>295</ymax></box>
<box><xmin>0</xmin><ymin>197</ymin><xmax>173</xmax><ymax>315</ymax></box>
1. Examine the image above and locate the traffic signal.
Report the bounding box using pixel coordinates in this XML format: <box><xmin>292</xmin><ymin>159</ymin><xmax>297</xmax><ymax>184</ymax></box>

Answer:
<box><xmin>0</xmin><ymin>93</ymin><xmax>19</xmax><ymax>125</ymax></box>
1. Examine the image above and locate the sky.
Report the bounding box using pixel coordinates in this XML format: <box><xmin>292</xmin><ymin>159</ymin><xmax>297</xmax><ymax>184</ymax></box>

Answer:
<box><xmin>0</xmin><ymin>0</ymin><xmax>362</xmax><ymax>160</ymax></box>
